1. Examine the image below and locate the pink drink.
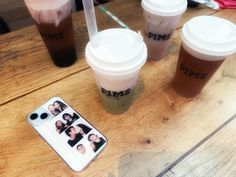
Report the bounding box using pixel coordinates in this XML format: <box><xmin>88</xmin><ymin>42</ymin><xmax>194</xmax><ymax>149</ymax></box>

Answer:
<box><xmin>143</xmin><ymin>12</ymin><xmax>180</xmax><ymax>60</ymax></box>
<box><xmin>142</xmin><ymin>0</ymin><xmax>187</xmax><ymax>61</ymax></box>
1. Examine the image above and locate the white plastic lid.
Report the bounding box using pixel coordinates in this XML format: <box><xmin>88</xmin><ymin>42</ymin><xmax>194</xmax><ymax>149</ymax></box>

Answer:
<box><xmin>141</xmin><ymin>0</ymin><xmax>187</xmax><ymax>16</ymax></box>
<box><xmin>182</xmin><ymin>16</ymin><xmax>236</xmax><ymax>59</ymax></box>
<box><xmin>85</xmin><ymin>28</ymin><xmax>147</xmax><ymax>76</ymax></box>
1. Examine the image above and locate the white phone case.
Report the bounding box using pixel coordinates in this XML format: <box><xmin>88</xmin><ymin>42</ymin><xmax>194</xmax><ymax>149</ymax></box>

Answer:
<box><xmin>28</xmin><ymin>97</ymin><xmax>107</xmax><ymax>172</ymax></box>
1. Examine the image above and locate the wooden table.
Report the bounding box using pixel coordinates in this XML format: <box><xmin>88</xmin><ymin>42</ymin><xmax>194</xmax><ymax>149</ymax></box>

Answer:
<box><xmin>1</xmin><ymin>0</ymin><xmax>236</xmax><ymax>176</ymax></box>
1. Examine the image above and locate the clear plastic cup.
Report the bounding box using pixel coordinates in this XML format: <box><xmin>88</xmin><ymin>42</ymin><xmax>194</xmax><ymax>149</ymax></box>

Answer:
<box><xmin>24</xmin><ymin>0</ymin><xmax>77</xmax><ymax>67</ymax></box>
<box><xmin>85</xmin><ymin>28</ymin><xmax>147</xmax><ymax>114</ymax></box>
<box><xmin>173</xmin><ymin>16</ymin><xmax>236</xmax><ymax>97</ymax></box>
<box><xmin>141</xmin><ymin>0</ymin><xmax>187</xmax><ymax>60</ymax></box>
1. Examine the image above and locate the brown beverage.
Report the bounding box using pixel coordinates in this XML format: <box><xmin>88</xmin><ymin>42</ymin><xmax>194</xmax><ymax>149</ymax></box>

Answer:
<box><xmin>173</xmin><ymin>16</ymin><xmax>236</xmax><ymax>97</ymax></box>
<box><xmin>24</xmin><ymin>0</ymin><xmax>77</xmax><ymax>67</ymax></box>
<box><xmin>36</xmin><ymin>15</ymin><xmax>76</xmax><ymax>67</ymax></box>
<box><xmin>173</xmin><ymin>46</ymin><xmax>224</xmax><ymax>97</ymax></box>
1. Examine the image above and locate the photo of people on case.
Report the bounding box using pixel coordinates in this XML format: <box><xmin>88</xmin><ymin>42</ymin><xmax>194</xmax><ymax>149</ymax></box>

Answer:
<box><xmin>55</xmin><ymin>120</ymin><xmax>68</xmax><ymax>134</ymax></box>
<box><xmin>62</xmin><ymin>113</ymin><xmax>80</xmax><ymax>126</ymax></box>
<box><xmin>75</xmin><ymin>124</ymin><xmax>92</xmax><ymax>137</ymax></box>
<box><xmin>88</xmin><ymin>134</ymin><xmax>106</xmax><ymax>152</ymax></box>
<box><xmin>48</xmin><ymin>100</ymin><xmax>67</xmax><ymax>116</ymax></box>
<box><xmin>65</xmin><ymin>126</ymin><xmax>82</xmax><ymax>147</ymax></box>
<box><xmin>77</xmin><ymin>144</ymin><xmax>86</xmax><ymax>154</ymax></box>
<box><xmin>54</xmin><ymin>112</ymin><xmax>80</xmax><ymax>134</ymax></box>
<box><xmin>65</xmin><ymin>124</ymin><xmax>92</xmax><ymax>147</ymax></box>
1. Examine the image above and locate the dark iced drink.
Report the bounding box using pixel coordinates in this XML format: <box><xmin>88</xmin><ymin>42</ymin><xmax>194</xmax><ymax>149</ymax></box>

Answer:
<box><xmin>173</xmin><ymin>16</ymin><xmax>236</xmax><ymax>97</ymax></box>
<box><xmin>24</xmin><ymin>0</ymin><xmax>77</xmax><ymax>67</ymax></box>
<box><xmin>173</xmin><ymin>46</ymin><xmax>224</xmax><ymax>97</ymax></box>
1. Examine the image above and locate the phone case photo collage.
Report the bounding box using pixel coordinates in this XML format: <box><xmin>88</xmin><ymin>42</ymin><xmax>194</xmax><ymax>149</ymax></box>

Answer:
<box><xmin>46</xmin><ymin>98</ymin><xmax>107</xmax><ymax>159</ymax></box>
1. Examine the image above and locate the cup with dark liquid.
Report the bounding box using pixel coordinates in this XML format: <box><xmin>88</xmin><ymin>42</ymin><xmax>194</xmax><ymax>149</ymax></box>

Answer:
<box><xmin>24</xmin><ymin>0</ymin><xmax>77</xmax><ymax>67</ymax></box>
<box><xmin>173</xmin><ymin>16</ymin><xmax>236</xmax><ymax>97</ymax></box>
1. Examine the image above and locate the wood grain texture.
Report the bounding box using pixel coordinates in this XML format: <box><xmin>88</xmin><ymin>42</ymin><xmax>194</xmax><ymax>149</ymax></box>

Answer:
<box><xmin>103</xmin><ymin>0</ymin><xmax>217</xmax><ymax>30</ymax></box>
<box><xmin>0</xmin><ymin>9</ymin><xmax>119</xmax><ymax>106</ymax></box>
<box><xmin>0</xmin><ymin>0</ymin><xmax>34</xmax><ymax>30</ymax></box>
<box><xmin>164</xmin><ymin>117</ymin><xmax>236</xmax><ymax>177</ymax></box>
<box><xmin>1</xmin><ymin>1</ymin><xmax>236</xmax><ymax>177</ymax></box>
<box><xmin>1</xmin><ymin>29</ymin><xmax>236</xmax><ymax>177</ymax></box>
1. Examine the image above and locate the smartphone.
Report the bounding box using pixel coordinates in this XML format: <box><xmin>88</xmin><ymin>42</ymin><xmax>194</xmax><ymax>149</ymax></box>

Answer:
<box><xmin>27</xmin><ymin>97</ymin><xmax>107</xmax><ymax>172</ymax></box>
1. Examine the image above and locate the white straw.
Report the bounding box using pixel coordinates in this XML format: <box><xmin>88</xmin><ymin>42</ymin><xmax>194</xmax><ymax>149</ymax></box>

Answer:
<box><xmin>82</xmin><ymin>0</ymin><xmax>98</xmax><ymax>45</ymax></box>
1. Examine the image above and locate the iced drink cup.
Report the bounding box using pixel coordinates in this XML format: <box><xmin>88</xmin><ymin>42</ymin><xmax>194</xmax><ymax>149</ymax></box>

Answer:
<box><xmin>173</xmin><ymin>16</ymin><xmax>236</xmax><ymax>97</ymax></box>
<box><xmin>24</xmin><ymin>0</ymin><xmax>77</xmax><ymax>67</ymax></box>
<box><xmin>85</xmin><ymin>28</ymin><xmax>147</xmax><ymax>114</ymax></box>
<box><xmin>141</xmin><ymin>0</ymin><xmax>187</xmax><ymax>60</ymax></box>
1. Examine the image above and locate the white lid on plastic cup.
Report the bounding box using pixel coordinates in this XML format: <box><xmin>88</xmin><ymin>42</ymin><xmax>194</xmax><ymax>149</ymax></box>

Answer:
<box><xmin>24</xmin><ymin>0</ymin><xmax>69</xmax><ymax>11</ymax></box>
<box><xmin>182</xmin><ymin>16</ymin><xmax>236</xmax><ymax>60</ymax></box>
<box><xmin>24</xmin><ymin>0</ymin><xmax>71</xmax><ymax>25</ymax></box>
<box><xmin>141</xmin><ymin>0</ymin><xmax>187</xmax><ymax>16</ymax></box>
<box><xmin>85</xmin><ymin>28</ymin><xmax>147</xmax><ymax>76</ymax></box>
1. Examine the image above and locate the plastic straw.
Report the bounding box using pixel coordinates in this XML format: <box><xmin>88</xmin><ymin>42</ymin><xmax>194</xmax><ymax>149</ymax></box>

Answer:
<box><xmin>82</xmin><ymin>0</ymin><xmax>98</xmax><ymax>44</ymax></box>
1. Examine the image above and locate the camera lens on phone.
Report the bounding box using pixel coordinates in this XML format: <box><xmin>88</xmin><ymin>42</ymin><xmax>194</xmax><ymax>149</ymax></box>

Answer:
<box><xmin>40</xmin><ymin>113</ymin><xmax>48</xmax><ymax>119</ymax></box>
<box><xmin>30</xmin><ymin>113</ymin><xmax>38</xmax><ymax>120</ymax></box>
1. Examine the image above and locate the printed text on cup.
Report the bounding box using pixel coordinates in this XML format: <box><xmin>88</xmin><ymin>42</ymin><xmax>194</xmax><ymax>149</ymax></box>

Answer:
<box><xmin>101</xmin><ymin>87</ymin><xmax>131</xmax><ymax>97</ymax></box>
<box><xmin>40</xmin><ymin>32</ymin><xmax>64</xmax><ymax>40</ymax></box>
<box><xmin>148</xmin><ymin>32</ymin><xmax>172</xmax><ymax>41</ymax></box>
<box><xmin>180</xmin><ymin>63</ymin><xmax>208</xmax><ymax>79</ymax></box>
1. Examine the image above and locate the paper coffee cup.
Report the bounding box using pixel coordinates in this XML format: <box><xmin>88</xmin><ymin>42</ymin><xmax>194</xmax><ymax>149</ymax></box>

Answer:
<box><xmin>85</xmin><ymin>28</ymin><xmax>147</xmax><ymax>114</ymax></box>
<box><xmin>141</xmin><ymin>0</ymin><xmax>187</xmax><ymax>60</ymax></box>
<box><xmin>173</xmin><ymin>16</ymin><xmax>236</xmax><ymax>97</ymax></box>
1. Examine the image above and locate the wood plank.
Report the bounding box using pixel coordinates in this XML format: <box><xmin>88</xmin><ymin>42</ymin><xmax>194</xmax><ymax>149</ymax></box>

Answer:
<box><xmin>103</xmin><ymin>0</ymin><xmax>218</xmax><ymax>30</ymax></box>
<box><xmin>0</xmin><ymin>8</ymin><xmax>119</xmax><ymax>106</ymax></box>
<box><xmin>1</xmin><ymin>26</ymin><xmax>236</xmax><ymax>177</ymax></box>
<box><xmin>7</xmin><ymin>17</ymin><xmax>34</xmax><ymax>31</ymax></box>
<box><xmin>164</xmin><ymin>116</ymin><xmax>236</xmax><ymax>177</ymax></box>
<box><xmin>214</xmin><ymin>8</ymin><xmax>236</xmax><ymax>23</ymax></box>
<box><xmin>0</xmin><ymin>0</ymin><xmax>33</xmax><ymax>30</ymax></box>
<box><xmin>1</xmin><ymin>3</ymin><xmax>236</xmax><ymax>177</ymax></box>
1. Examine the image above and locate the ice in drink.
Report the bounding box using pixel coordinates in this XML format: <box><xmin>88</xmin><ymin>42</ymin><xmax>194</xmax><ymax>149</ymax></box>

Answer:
<box><xmin>141</xmin><ymin>0</ymin><xmax>187</xmax><ymax>60</ymax></box>
<box><xmin>24</xmin><ymin>0</ymin><xmax>77</xmax><ymax>67</ymax></box>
